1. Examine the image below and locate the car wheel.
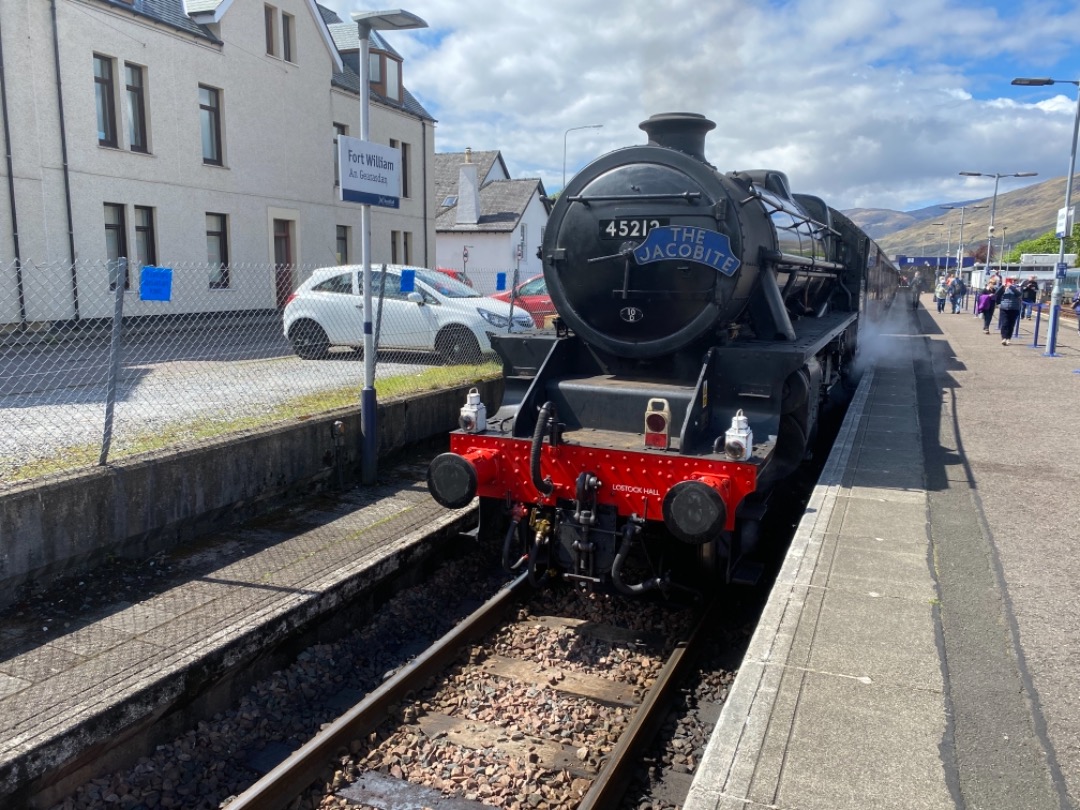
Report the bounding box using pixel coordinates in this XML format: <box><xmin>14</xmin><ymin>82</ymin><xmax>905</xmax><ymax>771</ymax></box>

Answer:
<box><xmin>436</xmin><ymin>326</ymin><xmax>481</xmax><ymax>365</ymax></box>
<box><xmin>289</xmin><ymin>320</ymin><xmax>330</xmax><ymax>359</ymax></box>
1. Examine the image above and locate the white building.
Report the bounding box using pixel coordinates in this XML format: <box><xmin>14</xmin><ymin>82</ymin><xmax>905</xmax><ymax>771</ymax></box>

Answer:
<box><xmin>434</xmin><ymin>149</ymin><xmax>550</xmax><ymax>294</ymax></box>
<box><xmin>0</xmin><ymin>0</ymin><xmax>435</xmax><ymax>324</ymax></box>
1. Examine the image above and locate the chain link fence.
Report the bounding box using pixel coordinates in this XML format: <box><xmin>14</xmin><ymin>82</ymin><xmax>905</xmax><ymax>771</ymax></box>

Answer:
<box><xmin>0</xmin><ymin>258</ymin><xmax>520</xmax><ymax>488</ymax></box>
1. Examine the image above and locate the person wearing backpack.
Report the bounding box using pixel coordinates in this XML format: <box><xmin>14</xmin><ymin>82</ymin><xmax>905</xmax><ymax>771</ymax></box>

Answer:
<box><xmin>935</xmin><ymin>278</ymin><xmax>949</xmax><ymax>313</ymax></box>
<box><xmin>949</xmin><ymin>276</ymin><xmax>966</xmax><ymax>313</ymax></box>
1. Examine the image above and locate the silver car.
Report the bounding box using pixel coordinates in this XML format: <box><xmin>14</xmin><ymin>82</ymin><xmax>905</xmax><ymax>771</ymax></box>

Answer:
<box><xmin>283</xmin><ymin>265</ymin><xmax>534</xmax><ymax>363</ymax></box>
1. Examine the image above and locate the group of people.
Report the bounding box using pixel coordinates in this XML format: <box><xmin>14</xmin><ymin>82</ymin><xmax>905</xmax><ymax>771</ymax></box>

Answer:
<box><xmin>933</xmin><ymin>275</ymin><xmax>967</xmax><ymax>314</ymax></box>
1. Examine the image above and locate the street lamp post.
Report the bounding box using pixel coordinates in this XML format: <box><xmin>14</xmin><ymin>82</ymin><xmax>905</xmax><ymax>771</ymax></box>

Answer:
<box><xmin>999</xmin><ymin>226</ymin><xmax>1008</xmax><ymax>276</ymax></box>
<box><xmin>1012</xmin><ymin>76</ymin><xmax>1080</xmax><ymax>357</ymax></box>
<box><xmin>958</xmin><ymin>170</ymin><xmax>1037</xmax><ymax>277</ymax></box>
<box><xmin>352</xmin><ymin>8</ymin><xmax>428</xmax><ymax>485</ymax></box>
<box><xmin>562</xmin><ymin>124</ymin><xmax>603</xmax><ymax>190</ymax></box>
<box><xmin>941</xmin><ymin>204</ymin><xmax>987</xmax><ymax>286</ymax></box>
<box><xmin>931</xmin><ymin>221</ymin><xmax>945</xmax><ymax>280</ymax></box>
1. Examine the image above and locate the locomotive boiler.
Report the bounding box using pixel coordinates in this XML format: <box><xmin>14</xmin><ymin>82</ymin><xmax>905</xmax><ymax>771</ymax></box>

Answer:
<box><xmin>427</xmin><ymin>112</ymin><xmax>898</xmax><ymax>594</ymax></box>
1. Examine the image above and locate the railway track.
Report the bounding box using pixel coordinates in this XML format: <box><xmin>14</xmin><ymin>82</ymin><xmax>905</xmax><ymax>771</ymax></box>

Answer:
<box><xmin>225</xmin><ymin>575</ymin><xmax>715</xmax><ymax>810</ymax></box>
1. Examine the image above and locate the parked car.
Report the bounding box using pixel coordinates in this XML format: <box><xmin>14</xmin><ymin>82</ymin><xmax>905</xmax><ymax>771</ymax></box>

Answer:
<box><xmin>490</xmin><ymin>274</ymin><xmax>556</xmax><ymax>328</ymax></box>
<box><xmin>283</xmin><ymin>265</ymin><xmax>534</xmax><ymax>363</ymax></box>
<box><xmin>436</xmin><ymin>267</ymin><xmax>473</xmax><ymax>287</ymax></box>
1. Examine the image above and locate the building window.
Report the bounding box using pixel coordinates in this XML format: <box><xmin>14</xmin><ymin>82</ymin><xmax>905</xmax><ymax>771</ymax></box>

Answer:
<box><xmin>390</xmin><ymin>139</ymin><xmax>410</xmax><ymax>198</ymax></box>
<box><xmin>390</xmin><ymin>230</ymin><xmax>400</xmax><ymax>265</ymax></box>
<box><xmin>336</xmin><ymin>225</ymin><xmax>350</xmax><ymax>264</ymax></box>
<box><xmin>199</xmin><ymin>85</ymin><xmax>223</xmax><ymax>166</ymax></box>
<box><xmin>402</xmin><ymin>231</ymin><xmax>412</xmax><ymax>265</ymax></box>
<box><xmin>104</xmin><ymin>203</ymin><xmax>128</xmax><ymax>289</ymax></box>
<box><xmin>94</xmin><ymin>54</ymin><xmax>118</xmax><ymax>147</ymax></box>
<box><xmin>206</xmin><ymin>212</ymin><xmax>229</xmax><ymax>288</ymax></box>
<box><xmin>134</xmin><ymin>206</ymin><xmax>156</xmax><ymax>269</ymax></box>
<box><xmin>264</xmin><ymin>5</ymin><xmax>277</xmax><ymax>56</ymax></box>
<box><xmin>125</xmin><ymin>63</ymin><xmax>148</xmax><ymax>153</ymax></box>
<box><xmin>368</xmin><ymin>52</ymin><xmax>381</xmax><ymax>83</ymax></box>
<box><xmin>333</xmin><ymin>122</ymin><xmax>347</xmax><ymax>185</ymax></box>
<box><xmin>385</xmin><ymin>57</ymin><xmax>400</xmax><ymax>101</ymax></box>
<box><xmin>282</xmin><ymin>13</ymin><xmax>294</xmax><ymax>62</ymax></box>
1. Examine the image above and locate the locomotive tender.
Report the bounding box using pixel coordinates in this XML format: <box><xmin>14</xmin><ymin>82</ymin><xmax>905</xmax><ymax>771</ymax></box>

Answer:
<box><xmin>428</xmin><ymin>112</ymin><xmax>899</xmax><ymax>594</ymax></box>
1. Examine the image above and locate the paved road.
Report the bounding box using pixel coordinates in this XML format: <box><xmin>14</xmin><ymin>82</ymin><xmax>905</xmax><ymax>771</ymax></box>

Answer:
<box><xmin>0</xmin><ymin>316</ymin><xmax>450</xmax><ymax>483</ymax></box>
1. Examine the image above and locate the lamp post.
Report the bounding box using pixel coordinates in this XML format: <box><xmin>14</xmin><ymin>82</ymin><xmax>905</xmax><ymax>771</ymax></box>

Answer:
<box><xmin>1012</xmin><ymin>76</ymin><xmax>1080</xmax><ymax>357</ymax></box>
<box><xmin>958</xmin><ymin>170</ymin><xmax>1038</xmax><ymax>278</ymax></box>
<box><xmin>999</xmin><ymin>226</ymin><xmax>1008</xmax><ymax>276</ymax></box>
<box><xmin>562</xmin><ymin>124</ymin><xmax>603</xmax><ymax>190</ymax></box>
<box><xmin>941</xmin><ymin>204</ymin><xmax>987</xmax><ymax>285</ymax></box>
<box><xmin>931</xmin><ymin>221</ymin><xmax>945</xmax><ymax>280</ymax></box>
<box><xmin>352</xmin><ymin>8</ymin><xmax>428</xmax><ymax>485</ymax></box>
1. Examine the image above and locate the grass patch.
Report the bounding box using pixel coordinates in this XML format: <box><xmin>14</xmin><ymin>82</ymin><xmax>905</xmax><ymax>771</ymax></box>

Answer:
<box><xmin>3</xmin><ymin>361</ymin><xmax>500</xmax><ymax>485</ymax></box>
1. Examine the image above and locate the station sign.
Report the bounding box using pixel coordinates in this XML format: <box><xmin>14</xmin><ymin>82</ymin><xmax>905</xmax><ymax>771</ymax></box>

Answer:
<box><xmin>1056</xmin><ymin>206</ymin><xmax>1076</xmax><ymax>238</ymax></box>
<box><xmin>338</xmin><ymin>135</ymin><xmax>400</xmax><ymax>208</ymax></box>
<box><xmin>1056</xmin><ymin>261</ymin><xmax>1068</xmax><ymax>279</ymax></box>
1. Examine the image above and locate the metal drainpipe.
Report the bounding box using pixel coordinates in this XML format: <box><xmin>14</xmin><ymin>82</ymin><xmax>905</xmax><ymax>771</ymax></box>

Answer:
<box><xmin>0</xmin><ymin>13</ymin><xmax>26</xmax><ymax>323</ymax></box>
<box><xmin>422</xmin><ymin>118</ymin><xmax>429</xmax><ymax>267</ymax></box>
<box><xmin>50</xmin><ymin>0</ymin><xmax>79</xmax><ymax>320</ymax></box>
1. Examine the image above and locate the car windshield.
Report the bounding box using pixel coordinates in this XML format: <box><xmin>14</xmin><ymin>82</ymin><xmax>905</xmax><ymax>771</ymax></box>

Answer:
<box><xmin>414</xmin><ymin>268</ymin><xmax>481</xmax><ymax>298</ymax></box>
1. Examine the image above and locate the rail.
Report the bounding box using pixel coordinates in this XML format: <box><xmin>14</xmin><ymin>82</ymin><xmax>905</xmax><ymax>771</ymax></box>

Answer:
<box><xmin>225</xmin><ymin>574</ymin><xmax>716</xmax><ymax>810</ymax></box>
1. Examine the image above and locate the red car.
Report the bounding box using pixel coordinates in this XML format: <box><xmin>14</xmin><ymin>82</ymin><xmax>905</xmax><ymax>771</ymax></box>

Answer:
<box><xmin>436</xmin><ymin>267</ymin><xmax>473</xmax><ymax>287</ymax></box>
<box><xmin>491</xmin><ymin>274</ymin><xmax>556</xmax><ymax>328</ymax></box>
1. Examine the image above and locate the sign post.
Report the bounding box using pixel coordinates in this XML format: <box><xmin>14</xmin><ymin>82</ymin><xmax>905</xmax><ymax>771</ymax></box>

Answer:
<box><xmin>348</xmin><ymin>9</ymin><xmax>426</xmax><ymax>485</ymax></box>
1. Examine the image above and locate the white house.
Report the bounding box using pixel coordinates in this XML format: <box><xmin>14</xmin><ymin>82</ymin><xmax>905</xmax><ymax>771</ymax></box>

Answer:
<box><xmin>434</xmin><ymin>149</ymin><xmax>550</xmax><ymax>294</ymax></box>
<box><xmin>0</xmin><ymin>0</ymin><xmax>436</xmax><ymax>324</ymax></box>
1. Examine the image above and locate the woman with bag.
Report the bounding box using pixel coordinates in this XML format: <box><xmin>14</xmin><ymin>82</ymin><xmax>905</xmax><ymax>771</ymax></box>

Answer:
<box><xmin>976</xmin><ymin>282</ymin><xmax>997</xmax><ymax>334</ymax></box>
<box><xmin>994</xmin><ymin>278</ymin><xmax>1023</xmax><ymax>345</ymax></box>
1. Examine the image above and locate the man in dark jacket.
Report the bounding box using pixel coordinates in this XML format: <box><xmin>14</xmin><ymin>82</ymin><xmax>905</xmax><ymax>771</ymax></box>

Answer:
<box><xmin>995</xmin><ymin>278</ymin><xmax>1023</xmax><ymax>344</ymax></box>
<box><xmin>948</xmin><ymin>275</ymin><xmax>966</xmax><ymax>313</ymax></box>
<box><xmin>1020</xmin><ymin>275</ymin><xmax>1040</xmax><ymax>319</ymax></box>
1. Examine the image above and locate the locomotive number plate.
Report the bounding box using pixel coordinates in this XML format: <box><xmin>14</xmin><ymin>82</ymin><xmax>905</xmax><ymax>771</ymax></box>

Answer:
<box><xmin>599</xmin><ymin>218</ymin><xmax>669</xmax><ymax>240</ymax></box>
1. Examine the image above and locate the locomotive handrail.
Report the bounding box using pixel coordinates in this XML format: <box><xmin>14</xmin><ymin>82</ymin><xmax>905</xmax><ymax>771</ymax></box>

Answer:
<box><xmin>741</xmin><ymin>191</ymin><xmax>842</xmax><ymax>237</ymax></box>
<box><xmin>762</xmin><ymin>250</ymin><xmax>845</xmax><ymax>273</ymax></box>
<box><xmin>567</xmin><ymin>191</ymin><xmax>702</xmax><ymax>205</ymax></box>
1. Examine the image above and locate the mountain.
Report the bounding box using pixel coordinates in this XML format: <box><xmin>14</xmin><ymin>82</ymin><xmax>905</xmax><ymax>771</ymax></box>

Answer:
<box><xmin>841</xmin><ymin>175</ymin><xmax>1078</xmax><ymax>259</ymax></box>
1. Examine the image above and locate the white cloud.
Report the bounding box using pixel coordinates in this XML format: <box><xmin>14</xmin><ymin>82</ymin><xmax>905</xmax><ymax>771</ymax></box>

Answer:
<box><xmin>325</xmin><ymin>0</ymin><xmax>1080</xmax><ymax>211</ymax></box>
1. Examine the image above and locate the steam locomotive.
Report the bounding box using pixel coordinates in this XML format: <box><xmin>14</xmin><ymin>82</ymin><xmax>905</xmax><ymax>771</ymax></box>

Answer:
<box><xmin>427</xmin><ymin>112</ymin><xmax>899</xmax><ymax>595</ymax></box>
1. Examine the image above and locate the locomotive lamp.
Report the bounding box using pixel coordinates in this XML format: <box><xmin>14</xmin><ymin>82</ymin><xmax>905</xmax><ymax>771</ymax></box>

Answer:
<box><xmin>1012</xmin><ymin>76</ymin><xmax>1080</xmax><ymax>357</ymax></box>
<box><xmin>644</xmin><ymin>398</ymin><xmax>671</xmax><ymax>449</ymax></box>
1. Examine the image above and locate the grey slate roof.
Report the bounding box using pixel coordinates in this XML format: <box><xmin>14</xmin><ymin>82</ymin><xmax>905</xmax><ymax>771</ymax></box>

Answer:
<box><xmin>327</xmin><ymin>22</ymin><xmax>402</xmax><ymax>58</ymax></box>
<box><xmin>316</xmin><ymin>3</ymin><xmax>342</xmax><ymax>24</ymax></box>
<box><xmin>103</xmin><ymin>0</ymin><xmax>219</xmax><ymax>42</ymax></box>
<box><xmin>435</xmin><ymin>177</ymin><xmax>547</xmax><ymax>234</ymax></box>
<box><xmin>434</xmin><ymin>151</ymin><xmax>505</xmax><ymax>202</ymax></box>
<box><xmin>331</xmin><ymin>66</ymin><xmax>434</xmax><ymax>122</ymax></box>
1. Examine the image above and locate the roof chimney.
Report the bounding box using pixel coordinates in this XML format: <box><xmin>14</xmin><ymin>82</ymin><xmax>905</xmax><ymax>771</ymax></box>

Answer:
<box><xmin>456</xmin><ymin>149</ymin><xmax>481</xmax><ymax>225</ymax></box>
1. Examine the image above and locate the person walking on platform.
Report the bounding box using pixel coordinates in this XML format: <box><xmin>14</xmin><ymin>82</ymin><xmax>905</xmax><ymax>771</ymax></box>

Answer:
<box><xmin>935</xmin><ymin>277</ymin><xmax>949</xmax><ymax>313</ymax></box>
<box><xmin>1073</xmin><ymin>289</ymin><xmax>1080</xmax><ymax>335</ymax></box>
<box><xmin>948</xmin><ymin>275</ymin><xmax>966</xmax><ymax>313</ymax></box>
<box><xmin>995</xmin><ymin>278</ymin><xmax>1022</xmax><ymax>345</ymax></box>
<box><xmin>910</xmin><ymin>271</ymin><xmax>923</xmax><ymax>310</ymax></box>
<box><xmin>1020</xmin><ymin>275</ymin><xmax>1039</xmax><ymax>319</ymax></box>
<box><xmin>976</xmin><ymin>282</ymin><xmax>997</xmax><ymax>334</ymax></box>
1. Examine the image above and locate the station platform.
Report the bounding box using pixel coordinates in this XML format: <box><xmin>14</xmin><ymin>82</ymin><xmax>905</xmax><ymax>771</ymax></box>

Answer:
<box><xmin>0</xmin><ymin>454</ymin><xmax>475</xmax><ymax>806</ymax></box>
<box><xmin>685</xmin><ymin>299</ymin><xmax>1080</xmax><ymax>810</ymax></box>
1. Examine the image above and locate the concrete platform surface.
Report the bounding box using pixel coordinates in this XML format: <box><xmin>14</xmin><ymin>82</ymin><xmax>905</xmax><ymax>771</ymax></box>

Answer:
<box><xmin>685</xmin><ymin>300</ymin><xmax>1079</xmax><ymax>810</ymax></box>
<box><xmin>0</xmin><ymin>452</ymin><xmax>474</xmax><ymax>802</ymax></box>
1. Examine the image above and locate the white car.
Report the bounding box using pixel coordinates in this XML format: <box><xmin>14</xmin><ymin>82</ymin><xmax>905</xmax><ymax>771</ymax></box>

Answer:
<box><xmin>283</xmin><ymin>265</ymin><xmax>534</xmax><ymax>363</ymax></box>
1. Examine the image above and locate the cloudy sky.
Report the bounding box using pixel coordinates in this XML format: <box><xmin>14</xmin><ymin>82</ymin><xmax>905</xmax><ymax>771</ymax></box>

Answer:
<box><xmin>325</xmin><ymin>0</ymin><xmax>1080</xmax><ymax>213</ymax></box>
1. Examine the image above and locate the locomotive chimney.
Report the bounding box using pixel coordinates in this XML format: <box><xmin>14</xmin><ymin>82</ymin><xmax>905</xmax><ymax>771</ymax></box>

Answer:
<box><xmin>639</xmin><ymin>112</ymin><xmax>716</xmax><ymax>161</ymax></box>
